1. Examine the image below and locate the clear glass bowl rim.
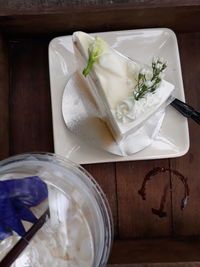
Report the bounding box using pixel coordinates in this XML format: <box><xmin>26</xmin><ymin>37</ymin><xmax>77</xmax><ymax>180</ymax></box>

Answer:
<box><xmin>0</xmin><ymin>152</ymin><xmax>114</xmax><ymax>266</ymax></box>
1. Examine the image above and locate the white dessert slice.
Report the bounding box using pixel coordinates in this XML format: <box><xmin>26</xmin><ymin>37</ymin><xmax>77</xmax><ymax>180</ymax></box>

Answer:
<box><xmin>73</xmin><ymin>31</ymin><xmax>174</xmax><ymax>142</ymax></box>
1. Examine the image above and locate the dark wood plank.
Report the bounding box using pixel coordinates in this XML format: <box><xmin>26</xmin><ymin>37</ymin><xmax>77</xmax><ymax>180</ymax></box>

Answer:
<box><xmin>0</xmin><ymin>0</ymin><xmax>200</xmax><ymax>9</ymax></box>
<box><xmin>0</xmin><ymin>33</ymin><xmax>9</xmax><ymax>159</ymax></box>
<box><xmin>109</xmin><ymin>239</ymin><xmax>200</xmax><ymax>264</ymax></box>
<box><xmin>1</xmin><ymin>4</ymin><xmax>200</xmax><ymax>34</ymax></box>
<box><xmin>116</xmin><ymin>160</ymin><xmax>172</xmax><ymax>239</ymax></box>
<box><xmin>84</xmin><ymin>163</ymin><xmax>118</xmax><ymax>237</ymax></box>
<box><xmin>169</xmin><ymin>33</ymin><xmax>200</xmax><ymax>236</ymax></box>
<box><xmin>108</xmin><ymin>264</ymin><xmax>200</xmax><ymax>267</ymax></box>
<box><xmin>9</xmin><ymin>38</ymin><xmax>54</xmax><ymax>155</ymax></box>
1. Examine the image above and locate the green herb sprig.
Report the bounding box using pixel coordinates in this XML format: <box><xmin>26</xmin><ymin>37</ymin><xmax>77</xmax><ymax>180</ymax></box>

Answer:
<box><xmin>134</xmin><ymin>59</ymin><xmax>167</xmax><ymax>101</ymax></box>
<box><xmin>83</xmin><ymin>37</ymin><xmax>106</xmax><ymax>77</ymax></box>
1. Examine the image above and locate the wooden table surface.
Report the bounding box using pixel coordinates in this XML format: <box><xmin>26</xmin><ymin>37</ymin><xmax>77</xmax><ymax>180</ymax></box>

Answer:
<box><xmin>0</xmin><ymin>0</ymin><xmax>199</xmax><ymax>9</ymax></box>
<box><xmin>1</xmin><ymin>1</ymin><xmax>200</xmax><ymax>266</ymax></box>
<box><xmin>109</xmin><ymin>265</ymin><xmax>200</xmax><ymax>267</ymax></box>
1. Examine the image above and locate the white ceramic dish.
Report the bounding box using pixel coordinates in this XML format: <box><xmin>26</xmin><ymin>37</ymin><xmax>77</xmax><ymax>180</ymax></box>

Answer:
<box><xmin>49</xmin><ymin>28</ymin><xmax>189</xmax><ymax>164</ymax></box>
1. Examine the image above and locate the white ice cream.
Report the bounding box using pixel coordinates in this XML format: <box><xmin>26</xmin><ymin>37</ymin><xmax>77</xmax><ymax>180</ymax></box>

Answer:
<box><xmin>0</xmin><ymin>155</ymin><xmax>113</xmax><ymax>267</ymax></box>
<box><xmin>73</xmin><ymin>31</ymin><xmax>174</xmax><ymax>142</ymax></box>
<box><xmin>0</xmin><ymin>183</ymin><xmax>94</xmax><ymax>267</ymax></box>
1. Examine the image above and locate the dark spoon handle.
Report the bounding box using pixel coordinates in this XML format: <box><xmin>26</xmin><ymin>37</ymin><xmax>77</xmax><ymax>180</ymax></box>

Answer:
<box><xmin>171</xmin><ymin>98</ymin><xmax>200</xmax><ymax>125</ymax></box>
<box><xmin>0</xmin><ymin>208</ymin><xmax>49</xmax><ymax>267</ymax></box>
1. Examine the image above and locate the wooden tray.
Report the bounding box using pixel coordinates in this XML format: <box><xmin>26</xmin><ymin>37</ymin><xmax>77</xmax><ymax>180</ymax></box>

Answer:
<box><xmin>1</xmin><ymin>1</ymin><xmax>200</xmax><ymax>265</ymax></box>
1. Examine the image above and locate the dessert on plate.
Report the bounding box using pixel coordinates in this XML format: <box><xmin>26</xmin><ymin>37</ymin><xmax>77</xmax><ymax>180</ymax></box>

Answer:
<box><xmin>73</xmin><ymin>31</ymin><xmax>174</xmax><ymax>143</ymax></box>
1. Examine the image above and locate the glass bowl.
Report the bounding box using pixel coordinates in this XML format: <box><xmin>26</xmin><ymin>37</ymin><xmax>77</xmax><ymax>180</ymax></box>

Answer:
<box><xmin>0</xmin><ymin>153</ymin><xmax>113</xmax><ymax>267</ymax></box>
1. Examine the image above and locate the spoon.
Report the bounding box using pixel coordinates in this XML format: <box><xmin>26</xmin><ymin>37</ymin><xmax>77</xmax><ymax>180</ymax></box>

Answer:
<box><xmin>171</xmin><ymin>98</ymin><xmax>200</xmax><ymax>125</ymax></box>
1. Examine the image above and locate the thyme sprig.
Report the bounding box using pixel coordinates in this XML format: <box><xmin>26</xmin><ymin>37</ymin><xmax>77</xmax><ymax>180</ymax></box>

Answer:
<box><xmin>134</xmin><ymin>59</ymin><xmax>167</xmax><ymax>101</ymax></box>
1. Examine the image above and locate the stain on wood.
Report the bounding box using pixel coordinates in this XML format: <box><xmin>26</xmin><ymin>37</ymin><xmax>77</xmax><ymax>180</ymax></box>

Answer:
<box><xmin>116</xmin><ymin>160</ymin><xmax>172</xmax><ymax>238</ymax></box>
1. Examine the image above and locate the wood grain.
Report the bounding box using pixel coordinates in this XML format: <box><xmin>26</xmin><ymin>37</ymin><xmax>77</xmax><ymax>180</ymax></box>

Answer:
<box><xmin>84</xmin><ymin>163</ymin><xmax>118</xmax><ymax>237</ymax></box>
<box><xmin>109</xmin><ymin>239</ymin><xmax>200</xmax><ymax>264</ymax></box>
<box><xmin>4</xmin><ymin>15</ymin><xmax>200</xmax><ymax>264</ymax></box>
<box><xmin>0</xmin><ymin>0</ymin><xmax>200</xmax><ymax>9</ymax></box>
<box><xmin>169</xmin><ymin>33</ymin><xmax>200</xmax><ymax>236</ymax></box>
<box><xmin>108</xmin><ymin>264</ymin><xmax>200</xmax><ymax>267</ymax></box>
<box><xmin>0</xmin><ymin>4</ymin><xmax>200</xmax><ymax>34</ymax></box>
<box><xmin>9</xmin><ymin>38</ymin><xmax>54</xmax><ymax>155</ymax></box>
<box><xmin>116</xmin><ymin>159</ymin><xmax>172</xmax><ymax>238</ymax></box>
<box><xmin>0</xmin><ymin>33</ymin><xmax>9</xmax><ymax>159</ymax></box>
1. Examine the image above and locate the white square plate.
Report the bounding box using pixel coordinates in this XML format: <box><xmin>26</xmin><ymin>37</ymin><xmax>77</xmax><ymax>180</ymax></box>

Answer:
<box><xmin>49</xmin><ymin>28</ymin><xmax>189</xmax><ymax>164</ymax></box>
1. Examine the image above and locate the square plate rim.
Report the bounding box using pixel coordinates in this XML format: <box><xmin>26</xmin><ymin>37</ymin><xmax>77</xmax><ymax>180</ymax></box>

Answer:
<box><xmin>48</xmin><ymin>27</ymin><xmax>190</xmax><ymax>164</ymax></box>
